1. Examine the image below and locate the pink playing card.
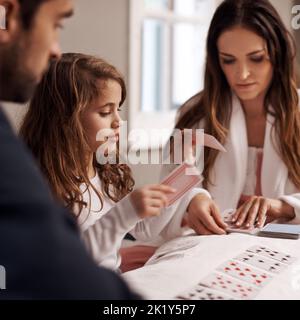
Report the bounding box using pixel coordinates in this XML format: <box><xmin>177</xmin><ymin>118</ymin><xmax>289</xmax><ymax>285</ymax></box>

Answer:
<box><xmin>222</xmin><ymin>209</ymin><xmax>262</xmax><ymax>235</ymax></box>
<box><xmin>160</xmin><ymin>162</ymin><xmax>202</xmax><ymax>206</ymax></box>
<box><xmin>203</xmin><ymin>134</ymin><xmax>227</xmax><ymax>152</ymax></box>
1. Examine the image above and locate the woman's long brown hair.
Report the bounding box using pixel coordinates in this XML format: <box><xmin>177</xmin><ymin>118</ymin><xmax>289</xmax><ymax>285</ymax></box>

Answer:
<box><xmin>20</xmin><ymin>53</ymin><xmax>134</xmax><ymax>219</ymax></box>
<box><xmin>175</xmin><ymin>0</ymin><xmax>300</xmax><ymax>189</ymax></box>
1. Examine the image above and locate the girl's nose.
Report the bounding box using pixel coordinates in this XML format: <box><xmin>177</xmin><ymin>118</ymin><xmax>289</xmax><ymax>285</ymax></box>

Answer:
<box><xmin>112</xmin><ymin>118</ymin><xmax>123</xmax><ymax>129</ymax></box>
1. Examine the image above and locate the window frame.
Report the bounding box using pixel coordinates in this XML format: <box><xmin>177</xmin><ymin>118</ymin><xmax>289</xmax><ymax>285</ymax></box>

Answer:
<box><xmin>129</xmin><ymin>0</ymin><xmax>217</xmax><ymax>149</ymax></box>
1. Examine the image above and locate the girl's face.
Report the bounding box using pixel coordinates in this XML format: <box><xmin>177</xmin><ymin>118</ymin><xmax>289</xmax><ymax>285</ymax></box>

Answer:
<box><xmin>217</xmin><ymin>26</ymin><xmax>273</xmax><ymax>103</ymax></box>
<box><xmin>81</xmin><ymin>79</ymin><xmax>123</xmax><ymax>152</ymax></box>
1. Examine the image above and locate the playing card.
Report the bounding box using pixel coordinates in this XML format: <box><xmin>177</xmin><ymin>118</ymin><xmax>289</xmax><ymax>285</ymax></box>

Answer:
<box><xmin>176</xmin><ymin>284</ymin><xmax>234</xmax><ymax>300</ymax></box>
<box><xmin>160</xmin><ymin>162</ymin><xmax>202</xmax><ymax>206</ymax></box>
<box><xmin>204</xmin><ymin>134</ymin><xmax>227</xmax><ymax>152</ymax></box>
<box><xmin>217</xmin><ymin>260</ymin><xmax>272</xmax><ymax>288</ymax></box>
<box><xmin>258</xmin><ymin>224</ymin><xmax>300</xmax><ymax>239</ymax></box>
<box><xmin>222</xmin><ymin>209</ymin><xmax>263</xmax><ymax>235</ymax></box>
<box><xmin>199</xmin><ymin>272</ymin><xmax>259</xmax><ymax>299</ymax></box>
<box><xmin>235</xmin><ymin>252</ymin><xmax>287</xmax><ymax>274</ymax></box>
<box><xmin>247</xmin><ymin>245</ymin><xmax>297</xmax><ymax>265</ymax></box>
<box><xmin>222</xmin><ymin>209</ymin><xmax>235</xmax><ymax>222</ymax></box>
<box><xmin>226</xmin><ymin>223</ymin><xmax>261</xmax><ymax>235</ymax></box>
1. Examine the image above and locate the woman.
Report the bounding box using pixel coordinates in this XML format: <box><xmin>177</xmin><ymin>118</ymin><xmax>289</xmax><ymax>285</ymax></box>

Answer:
<box><xmin>162</xmin><ymin>0</ymin><xmax>300</xmax><ymax>235</ymax></box>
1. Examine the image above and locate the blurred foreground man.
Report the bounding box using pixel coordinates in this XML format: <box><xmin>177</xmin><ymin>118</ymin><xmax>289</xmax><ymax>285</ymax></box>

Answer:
<box><xmin>0</xmin><ymin>0</ymin><xmax>138</xmax><ymax>299</ymax></box>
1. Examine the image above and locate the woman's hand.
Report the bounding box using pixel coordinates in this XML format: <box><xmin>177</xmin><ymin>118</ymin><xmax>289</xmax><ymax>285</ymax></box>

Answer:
<box><xmin>130</xmin><ymin>184</ymin><xmax>176</xmax><ymax>218</ymax></box>
<box><xmin>185</xmin><ymin>194</ymin><xmax>228</xmax><ymax>235</ymax></box>
<box><xmin>230</xmin><ymin>196</ymin><xmax>296</xmax><ymax>228</ymax></box>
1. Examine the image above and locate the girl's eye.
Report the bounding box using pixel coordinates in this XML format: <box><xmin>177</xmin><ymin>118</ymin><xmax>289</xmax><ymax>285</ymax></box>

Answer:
<box><xmin>99</xmin><ymin>112</ymin><xmax>111</xmax><ymax>117</ymax></box>
<box><xmin>250</xmin><ymin>56</ymin><xmax>264</xmax><ymax>63</ymax></box>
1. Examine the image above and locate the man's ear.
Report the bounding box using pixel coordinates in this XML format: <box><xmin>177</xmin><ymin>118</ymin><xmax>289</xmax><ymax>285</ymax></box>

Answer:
<box><xmin>0</xmin><ymin>0</ymin><xmax>20</xmax><ymax>44</ymax></box>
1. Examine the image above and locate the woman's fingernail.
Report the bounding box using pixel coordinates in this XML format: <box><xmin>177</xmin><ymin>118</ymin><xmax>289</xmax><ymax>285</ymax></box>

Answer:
<box><xmin>236</xmin><ymin>221</ymin><xmax>241</xmax><ymax>226</ymax></box>
<box><xmin>246</xmin><ymin>223</ymin><xmax>250</xmax><ymax>228</ymax></box>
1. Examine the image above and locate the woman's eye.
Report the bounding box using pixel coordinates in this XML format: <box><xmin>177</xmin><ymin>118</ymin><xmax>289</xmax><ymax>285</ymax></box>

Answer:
<box><xmin>250</xmin><ymin>56</ymin><xmax>264</xmax><ymax>63</ymax></box>
<box><xmin>117</xmin><ymin>108</ymin><xmax>122</xmax><ymax>112</ymax></box>
<box><xmin>222</xmin><ymin>59</ymin><xmax>235</xmax><ymax>65</ymax></box>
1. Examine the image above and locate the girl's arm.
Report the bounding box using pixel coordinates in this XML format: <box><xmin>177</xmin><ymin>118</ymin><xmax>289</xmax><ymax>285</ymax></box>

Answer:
<box><xmin>81</xmin><ymin>184</ymin><xmax>176</xmax><ymax>270</ymax></box>
<box><xmin>129</xmin><ymin>187</ymin><xmax>211</xmax><ymax>241</ymax></box>
<box><xmin>82</xmin><ymin>194</ymin><xmax>141</xmax><ymax>270</ymax></box>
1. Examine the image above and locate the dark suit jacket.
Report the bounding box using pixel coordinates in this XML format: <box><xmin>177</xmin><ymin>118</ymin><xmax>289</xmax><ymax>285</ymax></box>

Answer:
<box><xmin>0</xmin><ymin>107</ymin><xmax>139</xmax><ymax>299</ymax></box>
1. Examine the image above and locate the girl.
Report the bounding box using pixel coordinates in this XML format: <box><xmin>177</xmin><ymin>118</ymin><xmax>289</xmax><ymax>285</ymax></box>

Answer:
<box><xmin>20</xmin><ymin>53</ymin><xmax>210</xmax><ymax>271</ymax></box>
<box><xmin>161</xmin><ymin>0</ymin><xmax>300</xmax><ymax>235</ymax></box>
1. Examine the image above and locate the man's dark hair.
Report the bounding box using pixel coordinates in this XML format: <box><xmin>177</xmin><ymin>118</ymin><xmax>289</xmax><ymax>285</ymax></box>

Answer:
<box><xmin>18</xmin><ymin>0</ymin><xmax>47</xmax><ymax>29</ymax></box>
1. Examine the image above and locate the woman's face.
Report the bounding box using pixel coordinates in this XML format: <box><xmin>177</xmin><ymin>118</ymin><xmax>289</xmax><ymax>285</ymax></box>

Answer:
<box><xmin>81</xmin><ymin>79</ymin><xmax>123</xmax><ymax>152</ymax></box>
<box><xmin>217</xmin><ymin>26</ymin><xmax>273</xmax><ymax>102</ymax></box>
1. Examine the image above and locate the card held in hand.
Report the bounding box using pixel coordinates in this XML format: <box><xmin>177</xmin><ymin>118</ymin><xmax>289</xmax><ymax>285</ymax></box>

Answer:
<box><xmin>160</xmin><ymin>162</ymin><xmax>203</xmax><ymax>207</ymax></box>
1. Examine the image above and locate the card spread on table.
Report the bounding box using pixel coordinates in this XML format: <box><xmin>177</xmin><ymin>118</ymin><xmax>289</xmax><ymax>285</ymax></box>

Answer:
<box><xmin>217</xmin><ymin>260</ymin><xmax>272</xmax><ymax>288</ymax></box>
<box><xmin>246</xmin><ymin>245</ymin><xmax>297</xmax><ymax>265</ymax></box>
<box><xmin>234</xmin><ymin>252</ymin><xmax>287</xmax><ymax>274</ymax></box>
<box><xmin>160</xmin><ymin>162</ymin><xmax>202</xmax><ymax>206</ymax></box>
<box><xmin>199</xmin><ymin>272</ymin><xmax>259</xmax><ymax>300</ymax></box>
<box><xmin>176</xmin><ymin>245</ymin><xmax>297</xmax><ymax>300</ymax></box>
<box><xmin>176</xmin><ymin>284</ymin><xmax>233</xmax><ymax>300</ymax></box>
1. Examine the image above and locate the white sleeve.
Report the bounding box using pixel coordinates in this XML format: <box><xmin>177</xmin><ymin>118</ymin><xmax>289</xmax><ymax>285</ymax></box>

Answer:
<box><xmin>130</xmin><ymin>187</ymin><xmax>211</xmax><ymax>242</ymax></box>
<box><xmin>279</xmin><ymin>193</ymin><xmax>300</xmax><ymax>224</ymax></box>
<box><xmin>81</xmin><ymin>194</ymin><xmax>141</xmax><ymax>270</ymax></box>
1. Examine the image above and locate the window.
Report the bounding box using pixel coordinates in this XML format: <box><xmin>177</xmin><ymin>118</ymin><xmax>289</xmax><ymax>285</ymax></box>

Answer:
<box><xmin>129</xmin><ymin>0</ymin><xmax>216</xmax><ymax>148</ymax></box>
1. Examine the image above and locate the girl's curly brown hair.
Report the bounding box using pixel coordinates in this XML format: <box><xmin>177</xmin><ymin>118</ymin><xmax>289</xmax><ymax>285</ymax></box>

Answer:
<box><xmin>20</xmin><ymin>53</ymin><xmax>134</xmax><ymax>219</ymax></box>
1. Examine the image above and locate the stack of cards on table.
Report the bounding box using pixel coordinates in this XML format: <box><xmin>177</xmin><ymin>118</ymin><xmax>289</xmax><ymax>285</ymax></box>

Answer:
<box><xmin>258</xmin><ymin>223</ymin><xmax>300</xmax><ymax>240</ymax></box>
<box><xmin>222</xmin><ymin>209</ymin><xmax>262</xmax><ymax>235</ymax></box>
<box><xmin>176</xmin><ymin>245</ymin><xmax>297</xmax><ymax>300</ymax></box>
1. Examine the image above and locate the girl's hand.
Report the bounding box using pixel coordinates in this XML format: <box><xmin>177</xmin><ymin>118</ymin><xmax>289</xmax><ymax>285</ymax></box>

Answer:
<box><xmin>186</xmin><ymin>194</ymin><xmax>228</xmax><ymax>235</ymax></box>
<box><xmin>130</xmin><ymin>184</ymin><xmax>176</xmax><ymax>218</ymax></box>
<box><xmin>231</xmin><ymin>196</ymin><xmax>296</xmax><ymax>228</ymax></box>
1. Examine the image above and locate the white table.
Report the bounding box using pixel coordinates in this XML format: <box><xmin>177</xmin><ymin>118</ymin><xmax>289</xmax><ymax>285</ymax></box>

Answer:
<box><xmin>122</xmin><ymin>233</ymin><xmax>300</xmax><ymax>300</ymax></box>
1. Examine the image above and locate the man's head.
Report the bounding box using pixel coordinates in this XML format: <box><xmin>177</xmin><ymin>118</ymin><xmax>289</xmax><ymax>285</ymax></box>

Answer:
<box><xmin>0</xmin><ymin>0</ymin><xmax>73</xmax><ymax>103</ymax></box>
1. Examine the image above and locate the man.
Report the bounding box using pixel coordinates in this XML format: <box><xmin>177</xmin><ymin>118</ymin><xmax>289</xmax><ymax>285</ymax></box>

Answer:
<box><xmin>0</xmin><ymin>0</ymin><xmax>138</xmax><ymax>299</ymax></box>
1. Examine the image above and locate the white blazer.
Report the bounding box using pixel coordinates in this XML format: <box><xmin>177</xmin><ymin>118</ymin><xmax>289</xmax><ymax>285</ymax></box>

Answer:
<box><xmin>161</xmin><ymin>91</ymin><xmax>300</xmax><ymax>223</ymax></box>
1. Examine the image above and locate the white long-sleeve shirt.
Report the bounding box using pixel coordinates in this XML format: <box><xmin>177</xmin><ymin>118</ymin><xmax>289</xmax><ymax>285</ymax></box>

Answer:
<box><xmin>160</xmin><ymin>92</ymin><xmax>300</xmax><ymax>224</ymax></box>
<box><xmin>77</xmin><ymin>173</ymin><xmax>209</xmax><ymax>270</ymax></box>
